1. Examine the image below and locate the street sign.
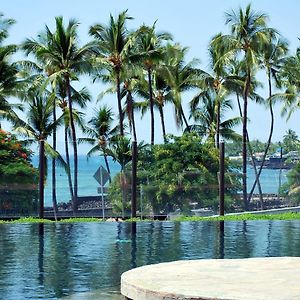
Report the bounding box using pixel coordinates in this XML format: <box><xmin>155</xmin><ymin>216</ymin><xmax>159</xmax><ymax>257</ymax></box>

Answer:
<box><xmin>93</xmin><ymin>165</ymin><xmax>110</xmax><ymax>186</ymax></box>
<box><xmin>93</xmin><ymin>165</ymin><xmax>110</xmax><ymax>220</ymax></box>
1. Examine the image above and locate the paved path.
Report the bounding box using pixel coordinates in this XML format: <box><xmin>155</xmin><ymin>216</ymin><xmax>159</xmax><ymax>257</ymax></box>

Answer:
<box><xmin>121</xmin><ymin>257</ymin><xmax>300</xmax><ymax>300</ymax></box>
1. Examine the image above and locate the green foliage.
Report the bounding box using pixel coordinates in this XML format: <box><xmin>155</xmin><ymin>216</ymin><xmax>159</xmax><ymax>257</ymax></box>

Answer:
<box><xmin>280</xmin><ymin>162</ymin><xmax>300</xmax><ymax>204</ymax></box>
<box><xmin>282</xmin><ymin>129</ymin><xmax>300</xmax><ymax>153</ymax></box>
<box><xmin>226</xmin><ymin>139</ymin><xmax>279</xmax><ymax>157</ymax></box>
<box><xmin>108</xmin><ymin>171</ymin><xmax>132</xmax><ymax>214</ymax></box>
<box><xmin>0</xmin><ymin>129</ymin><xmax>38</xmax><ymax>215</ymax></box>
<box><xmin>0</xmin><ymin>217</ymin><xmax>104</xmax><ymax>224</ymax></box>
<box><xmin>0</xmin><ymin>129</ymin><xmax>36</xmax><ymax>183</ymax></box>
<box><xmin>174</xmin><ymin>212</ymin><xmax>300</xmax><ymax>222</ymax></box>
<box><xmin>124</xmin><ymin>133</ymin><xmax>239</xmax><ymax>214</ymax></box>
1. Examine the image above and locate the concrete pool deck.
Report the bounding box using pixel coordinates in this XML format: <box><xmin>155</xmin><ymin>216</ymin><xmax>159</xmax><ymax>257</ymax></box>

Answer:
<box><xmin>121</xmin><ymin>257</ymin><xmax>300</xmax><ymax>300</ymax></box>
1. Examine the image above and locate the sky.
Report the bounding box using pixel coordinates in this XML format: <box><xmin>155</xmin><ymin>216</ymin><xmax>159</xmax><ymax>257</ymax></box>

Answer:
<box><xmin>2</xmin><ymin>0</ymin><xmax>300</xmax><ymax>154</ymax></box>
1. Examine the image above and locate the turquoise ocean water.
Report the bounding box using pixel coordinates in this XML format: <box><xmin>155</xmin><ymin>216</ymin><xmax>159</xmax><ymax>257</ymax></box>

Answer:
<box><xmin>32</xmin><ymin>155</ymin><xmax>288</xmax><ymax>206</ymax></box>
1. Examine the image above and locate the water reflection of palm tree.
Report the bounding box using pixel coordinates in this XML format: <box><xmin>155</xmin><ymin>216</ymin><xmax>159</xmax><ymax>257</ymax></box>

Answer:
<box><xmin>38</xmin><ymin>224</ymin><xmax>44</xmax><ymax>287</ymax></box>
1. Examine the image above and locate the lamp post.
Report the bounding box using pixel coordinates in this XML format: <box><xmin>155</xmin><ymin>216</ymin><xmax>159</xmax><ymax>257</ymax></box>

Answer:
<box><xmin>219</xmin><ymin>140</ymin><xmax>225</xmax><ymax>216</ymax></box>
<box><xmin>131</xmin><ymin>140</ymin><xmax>137</xmax><ymax>218</ymax></box>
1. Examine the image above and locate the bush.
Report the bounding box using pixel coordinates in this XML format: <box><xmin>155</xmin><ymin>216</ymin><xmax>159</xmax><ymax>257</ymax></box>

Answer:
<box><xmin>0</xmin><ymin>129</ymin><xmax>38</xmax><ymax>215</ymax></box>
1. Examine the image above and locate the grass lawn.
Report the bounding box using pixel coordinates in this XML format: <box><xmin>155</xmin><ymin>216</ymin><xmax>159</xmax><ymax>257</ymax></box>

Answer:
<box><xmin>1</xmin><ymin>212</ymin><xmax>300</xmax><ymax>224</ymax></box>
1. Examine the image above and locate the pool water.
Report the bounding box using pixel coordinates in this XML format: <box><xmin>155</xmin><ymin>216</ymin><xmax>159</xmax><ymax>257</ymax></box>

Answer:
<box><xmin>0</xmin><ymin>220</ymin><xmax>300</xmax><ymax>299</ymax></box>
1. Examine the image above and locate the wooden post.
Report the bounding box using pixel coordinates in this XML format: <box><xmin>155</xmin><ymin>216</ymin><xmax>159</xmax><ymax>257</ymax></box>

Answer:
<box><xmin>131</xmin><ymin>141</ymin><xmax>137</xmax><ymax>218</ymax></box>
<box><xmin>219</xmin><ymin>140</ymin><xmax>225</xmax><ymax>216</ymax></box>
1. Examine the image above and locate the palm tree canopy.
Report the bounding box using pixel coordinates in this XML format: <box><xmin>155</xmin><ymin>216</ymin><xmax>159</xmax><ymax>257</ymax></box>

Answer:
<box><xmin>189</xmin><ymin>89</ymin><xmax>241</xmax><ymax>142</ymax></box>
<box><xmin>23</xmin><ymin>16</ymin><xmax>95</xmax><ymax>81</ymax></box>
<box><xmin>212</xmin><ymin>4</ymin><xmax>276</xmax><ymax>72</ymax></box>
<box><xmin>89</xmin><ymin>10</ymin><xmax>134</xmax><ymax>71</ymax></box>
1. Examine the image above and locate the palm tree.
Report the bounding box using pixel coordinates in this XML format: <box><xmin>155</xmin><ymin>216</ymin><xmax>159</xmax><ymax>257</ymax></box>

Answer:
<box><xmin>132</xmin><ymin>23</ymin><xmax>172</xmax><ymax>144</ymax></box>
<box><xmin>189</xmin><ymin>89</ymin><xmax>241</xmax><ymax>143</ymax></box>
<box><xmin>23</xmin><ymin>16</ymin><xmax>94</xmax><ymax>211</ymax></box>
<box><xmin>248</xmin><ymin>37</ymin><xmax>288</xmax><ymax>202</ymax></box>
<box><xmin>79</xmin><ymin>105</ymin><xmax>116</xmax><ymax>179</ymax></box>
<box><xmin>212</xmin><ymin>4</ymin><xmax>275</xmax><ymax>208</ymax></box>
<box><xmin>13</xmin><ymin>94</ymin><xmax>63</xmax><ymax>218</ymax></box>
<box><xmin>106</xmin><ymin>135</ymin><xmax>132</xmax><ymax>218</ymax></box>
<box><xmin>162</xmin><ymin>44</ymin><xmax>201</xmax><ymax>132</ymax></box>
<box><xmin>280</xmin><ymin>46</ymin><xmax>300</xmax><ymax>125</ymax></box>
<box><xmin>0</xmin><ymin>14</ymin><xmax>21</xmax><ymax>128</ymax></box>
<box><xmin>135</xmin><ymin>71</ymin><xmax>172</xmax><ymax>143</ymax></box>
<box><xmin>55</xmin><ymin>81</ymin><xmax>90</xmax><ymax>210</ymax></box>
<box><xmin>89</xmin><ymin>10</ymin><xmax>134</xmax><ymax>137</ymax></box>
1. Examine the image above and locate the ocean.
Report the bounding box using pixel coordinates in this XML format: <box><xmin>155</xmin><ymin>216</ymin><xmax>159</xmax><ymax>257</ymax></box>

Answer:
<box><xmin>32</xmin><ymin>155</ymin><xmax>288</xmax><ymax>206</ymax></box>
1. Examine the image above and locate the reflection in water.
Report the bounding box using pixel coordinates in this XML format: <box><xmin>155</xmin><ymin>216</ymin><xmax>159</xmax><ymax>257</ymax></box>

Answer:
<box><xmin>130</xmin><ymin>222</ymin><xmax>137</xmax><ymax>269</ymax></box>
<box><xmin>38</xmin><ymin>223</ymin><xmax>44</xmax><ymax>287</ymax></box>
<box><xmin>218</xmin><ymin>221</ymin><xmax>225</xmax><ymax>259</ymax></box>
<box><xmin>0</xmin><ymin>220</ymin><xmax>300</xmax><ymax>299</ymax></box>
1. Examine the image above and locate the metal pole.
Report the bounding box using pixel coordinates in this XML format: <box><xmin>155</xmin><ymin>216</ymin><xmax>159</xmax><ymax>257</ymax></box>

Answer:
<box><xmin>100</xmin><ymin>167</ymin><xmax>105</xmax><ymax>220</ymax></box>
<box><xmin>219</xmin><ymin>140</ymin><xmax>225</xmax><ymax>216</ymax></box>
<box><xmin>131</xmin><ymin>141</ymin><xmax>137</xmax><ymax>218</ymax></box>
<box><xmin>278</xmin><ymin>146</ymin><xmax>283</xmax><ymax>201</ymax></box>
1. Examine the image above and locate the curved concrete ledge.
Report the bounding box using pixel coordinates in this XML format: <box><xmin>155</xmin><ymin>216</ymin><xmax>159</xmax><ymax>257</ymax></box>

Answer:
<box><xmin>121</xmin><ymin>257</ymin><xmax>300</xmax><ymax>300</ymax></box>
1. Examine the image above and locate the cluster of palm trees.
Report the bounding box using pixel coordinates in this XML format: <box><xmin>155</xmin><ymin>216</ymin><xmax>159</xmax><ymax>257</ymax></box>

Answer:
<box><xmin>1</xmin><ymin>5</ymin><xmax>300</xmax><ymax>215</ymax></box>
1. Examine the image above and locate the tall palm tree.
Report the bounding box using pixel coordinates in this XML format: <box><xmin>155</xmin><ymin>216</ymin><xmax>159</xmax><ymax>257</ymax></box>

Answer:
<box><xmin>13</xmin><ymin>94</ymin><xmax>63</xmax><ymax>218</ymax></box>
<box><xmin>135</xmin><ymin>71</ymin><xmax>172</xmax><ymax>143</ymax></box>
<box><xmin>132</xmin><ymin>23</ymin><xmax>172</xmax><ymax>144</ymax></box>
<box><xmin>55</xmin><ymin>81</ymin><xmax>90</xmax><ymax>210</ymax></box>
<box><xmin>212</xmin><ymin>4</ymin><xmax>275</xmax><ymax>208</ymax></box>
<box><xmin>248</xmin><ymin>37</ymin><xmax>288</xmax><ymax>202</ymax></box>
<box><xmin>89</xmin><ymin>10</ymin><xmax>134</xmax><ymax>137</ymax></box>
<box><xmin>23</xmin><ymin>16</ymin><xmax>94</xmax><ymax>211</ymax></box>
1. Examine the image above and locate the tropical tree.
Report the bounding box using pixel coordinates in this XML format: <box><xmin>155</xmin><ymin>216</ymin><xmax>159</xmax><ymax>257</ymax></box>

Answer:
<box><xmin>0</xmin><ymin>129</ymin><xmax>38</xmax><ymax>215</ymax></box>
<box><xmin>189</xmin><ymin>89</ymin><xmax>241</xmax><ymax>143</ymax></box>
<box><xmin>89</xmin><ymin>10</ymin><xmax>134</xmax><ymax>137</ymax></box>
<box><xmin>13</xmin><ymin>93</ymin><xmax>63</xmax><ymax>218</ymax></box>
<box><xmin>162</xmin><ymin>44</ymin><xmax>201</xmax><ymax>132</ymax></box>
<box><xmin>280</xmin><ymin>46</ymin><xmax>300</xmax><ymax>132</ymax></box>
<box><xmin>135</xmin><ymin>70</ymin><xmax>172</xmax><ymax>143</ymax></box>
<box><xmin>282</xmin><ymin>129</ymin><xmax>300</xmax><ymax>153</ymax></box>
<box><xmin>23</xmin><ymin>16</ymin><xmax>95</xmax><ymax>211</ymax></box>
<box><xmin>212</xmin><ymin>4</ymin><xmax>275</xmax><ymax>208</ymax></box>
<box><xmin>248</xmin><ymin>37</ymin><xmax>288</xmax><ymax>201</ymax></box>
<box><xmin>106</xmin><ymin>135</ymin><xmax>132</xmax><ymax>217</ymax></box>
<box><xmin>0</xmin><ymin>14</ymin><xmax>21</xmax><ymax>128</ymax></box>
<box><xmin>132</xmin><ymin>23</ymin><xmax>172</xmax><ymax>144</ymax></box>
<box><xmin>79</xmin><ymin>105</ymin><xmax>116</xmax><ymax>178</ymax></box>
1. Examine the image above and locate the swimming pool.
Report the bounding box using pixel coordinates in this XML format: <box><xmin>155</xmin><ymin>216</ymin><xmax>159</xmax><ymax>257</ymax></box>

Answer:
<box><xmin>0</xmin><ymin>220</ymin><xmax>299</xmax><ymax>299</ymax></box>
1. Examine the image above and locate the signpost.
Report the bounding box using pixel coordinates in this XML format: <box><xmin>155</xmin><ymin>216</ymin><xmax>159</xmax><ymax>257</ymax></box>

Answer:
<box><xmin>93</xmin><ymin>166</ymin><xmax>110</xmax><ymax>219</ymax></box>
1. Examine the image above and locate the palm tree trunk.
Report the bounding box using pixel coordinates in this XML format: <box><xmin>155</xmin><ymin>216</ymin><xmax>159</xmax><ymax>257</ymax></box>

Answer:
<box><xmin>147</xmin><ymin>68</ymin><xmax>155</xmax><ymax>145</ymax></box>
<box><xmin>248</xmin><ymin>70</ymin><xmax>274</xmax><ymax>206</ymax></box>
<box><xmin>158</xmin><ymin>105</ymin><xmax>167</xmax><ymax>143</ymax></box>
<box><xmin>237</xmin><ymin>93</ymin><xmax>264</xmax><ymax>207</ymax></box>
<box><xmin>66</xmin><ymin>76</ymin><xmax>78</xmax><ymax>212</ymax></box>
<box><xmin>38</xmin><ymin>139</ymin><xmax>45</xmax><ymax>219</ymax></box>
<box><xmin>65</xmin><ymin>126</ymin><xmax>74</xmax><ymax>202</ymax></box>
<box><xmin>129</xmin><ymin>91</ymin><xmax>137</xmax><ymax>142</ymax></box>
<box><xmin>116</xmin><ymin>71</ymin><xmax>124</xmax><ymax>136</ymax></box>
<box><xmin>52</xmin><ymin>103</ymin><xmax>58</xmax><ymax>219</ymax></box>
<box><xmin>242</xmin><ymin>71</ymin><xmax>251</xmax><ymax>210</ymax></box>
<box><xmin>180</xmin><ymin>105</ymin><xmax>190</xmax><ymax>132</ymax></box>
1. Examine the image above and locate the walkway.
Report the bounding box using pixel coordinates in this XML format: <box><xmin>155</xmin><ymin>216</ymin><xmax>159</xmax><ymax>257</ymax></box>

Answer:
<box><xmin>121</xmin><ymin>257</ymin><xmax>300</xmax><ymax>300</ymax></box>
